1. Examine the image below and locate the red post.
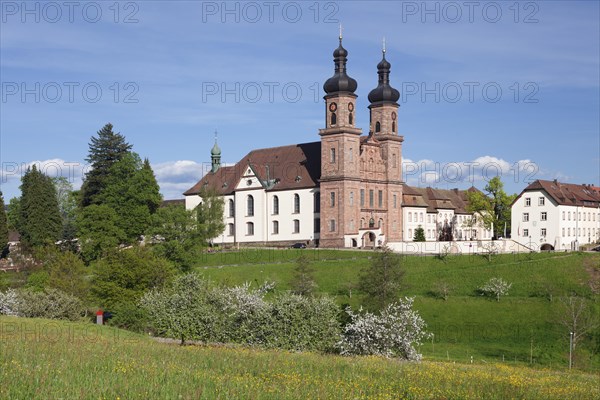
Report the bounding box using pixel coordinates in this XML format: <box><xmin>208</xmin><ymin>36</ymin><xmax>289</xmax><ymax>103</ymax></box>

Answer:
<box><xmin>96</xmin><ymin>309</ymin><xmax>103</xmax><ymax>325</ymax></box>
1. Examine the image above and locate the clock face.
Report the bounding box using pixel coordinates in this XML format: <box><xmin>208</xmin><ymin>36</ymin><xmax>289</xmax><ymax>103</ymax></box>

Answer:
<box><xmin>329</xmin><ymin>102</ymin><xmax>337</xmax><ymax>112</ymax></box>
<box><xmin>348</xmin><ymin>102</ymin><xmax>354</xmax><ymax>111</ymax></box>
<box><xmin>391</xmin><ymin>112</ymin><xmax>397</xmax><ymax>121</ymax></box>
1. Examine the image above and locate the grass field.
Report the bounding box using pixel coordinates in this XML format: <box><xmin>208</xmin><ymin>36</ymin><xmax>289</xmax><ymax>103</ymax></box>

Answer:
<box><xmin>194</xmin><ymin>250</ymin><xmax>600</xmax><ymax>370</ymax></box>
<box><xmin>1</xmin><ymin>316</ymin><xmax>598</xmax><ymax>399</ymax></box>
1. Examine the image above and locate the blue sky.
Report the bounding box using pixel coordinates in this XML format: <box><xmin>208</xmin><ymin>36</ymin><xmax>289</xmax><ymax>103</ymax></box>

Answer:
<box><xmin>1</xmin><ymin>0</ymin><xmax>599</xmax><ymax>200</ymax></box>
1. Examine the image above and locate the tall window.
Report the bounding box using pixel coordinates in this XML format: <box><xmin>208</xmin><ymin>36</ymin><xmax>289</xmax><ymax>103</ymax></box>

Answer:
<box><xmin>273</xmin><ymin>196</ymin><xmax>279</xmax><ymax>215</ymax></box>
<box><xmin>525</xmin><ymin>197</ymin><xmax>531</xmax><ymax>206</ymax></box>
<box><xmin>360</xmin><ymin>189</ymin><xmax>365</xmax><ymax>207</ymax></box>
<box><xmin>228</xmin><ymin>223</ymin><xmax>234</xmax><ymax>236</ymax></box>
<box><xmin>348</xmin><ymin>113</ymin><xmax>353</xmax><ymax>125</ymax></box>
<box><xmin>348</xmin><ymin>148</ymin><xmax>353</xmax><ymax>162</ymax></box>
<box><xmin>247</xmin><ymin>195</ymin><xmax>254</xmax><ymax>216</ymax></box>
<box><xmin>523</xmin><ymin>228</ymin><xmax>529</xmax><ymax>237</ymax></box>
<box><xmin>408</xmin><ymin>212</ymin><xmax>412</xmax><ymax>222</ymax></box>
<box><xmin>523</xmin><ymin>212</ymin><xmax>529</xmax><ymax>222</ymax></box>
<box><xmin>228</xmin><ymin>199</ymin><xmax>235</xmax><ymax>218</ymax></box>
<box><xmin>378</xmin><ymin>190</ymin><xmax>383</xmax><ymax>208</ymax></box>
<box><xmin>273</xmin><ymin>220</ymin><xmax>279</xmax><ymax>234</ymax></box>
<box><xmin>375</xmin><ymin>121</ymin><xmax>381</xmax><ymax>132</ymax></box>
<box><xmin>331</xmin><ymin>112</ymin><xmax>337</xmax><ymax>126</ymax></box>
<box><xmin>392</xmin><ymin>121</ymin><xmax>396</xmax><ymax>133</ymax></box>
<box><xmin>330</xmin><ymin>148</ymin><xmax>336</xmax><ymax>163</ymax></box>
<box><xmin>349</xmin><ymin>191</ymin><xmax>354</xmax><ymax>206</ymax></box>
<box><xmin>293</xmin><ymin>219</ymin><xmax>300</xmax><ymax>233</ymax></box>
<box><xmin>541</xmin><ymin>228</ymin><xmax>546</xmax><ymax>237</ymax></box>
<box><xmin>247</xmin><ymin>222</ymin><xmax>254</xmax><ymax>236</ymax></box>
<box><xmin>330</xmin><ymin>192</ymin><xmax>335</xmax><ymax>207</ymax></box>
<box><xmin>393</xmin><ymin>194</ymin><xmax>397</xmax><ymax>208</ymax></box>
<box><xmin>329</xmin><ymin>219</ymin><xmax>336</xmax><ymax>232</ymax></box>
<box><xmin>293</xmin><ymin>194</ymin><xmax>300</xmax><ymax>213</ymax></box>
<box><xmin>562</xmin><ymin>227</ymin><xmax>565</xmax><ymax>237</ymax></box>
<box><xmin>562</xmin><ymin>211</ymin><xmax>565</xmax><ymax>220</ymax></box>
<box><xmin>369</xmin><ymin>190</ymin><xmax>374</xmax><ymax>207</ymax></box>
<box><xmin>541</xmin><ymin>212</ymin><xmax>547</xmax><ymax>221</ymax></box>
<box><xmin>538</xmin><ymin>197</ymin><xmax>545</xmax><ymax>206</ymax></box>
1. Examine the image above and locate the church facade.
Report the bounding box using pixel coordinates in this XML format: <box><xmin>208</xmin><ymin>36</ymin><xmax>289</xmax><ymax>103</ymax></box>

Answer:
<box><xmin>184</xmin><ymin>38</ymin><xmax>492</xmax><ymax>248</ymax></box>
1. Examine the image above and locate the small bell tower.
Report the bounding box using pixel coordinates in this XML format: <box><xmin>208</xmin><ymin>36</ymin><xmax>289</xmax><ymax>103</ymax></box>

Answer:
<box><xmin>211</xmin><ymin>130</ymin><xmax>221</xmax><ymax>173</ymax></box>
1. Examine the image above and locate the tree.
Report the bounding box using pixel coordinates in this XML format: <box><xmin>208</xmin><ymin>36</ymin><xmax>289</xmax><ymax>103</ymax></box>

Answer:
<box><xmin>357</xmin><ymin>246</ymin><xmax>405</xmax><ymax>310</ymax></box>
<box><xmin>413</xmin><ymin>226</ymin><xmax>426</xmax><ymax>242</ymax></box>
<box><xmin>338</xmin><ymin>298</ymin><xmax>430</xmax><ymax>360</ymax></box>
<box><xmin>146</xmin><ymin>204</ymin><xmax>202</xmax><ymax>270</ymax></box>
<box><xmin>290</xmin><ymin>254</ymin><xmax>317</xmax><ymax>296</ymax></box>
<box><xmin>18</xmin><ymin>166</ymin><xmax>62</xmax><ymax>248</ymax></box>
<box><xmin>77</xmin><ymin>204</ymin><xmax>126</xmax><ymax>263</ymax></box>
<box><xmin>431</xmin><ymin>281</ymin><xmax>453</xmax><ymax>301</ymax></box>
<box><xmin>35</xmin><ymin>247</ymin><xmax>89</xmax><ymax>300</ymax></box>
<box><xmin>80</xmin><ymin>123</ymin><xmax>132</xmax><ymax>207</ymax></box>
<box><xmin>479</xmin><ymin>277</ymin><xmax>512</xmax><ymax>302</ymax></box>
<box><xmin>0</xmin><ymin>192</ymin><xmax>8</xmax><ymax>256</ymax></box>
<box><xmin>96</xmin><ymin>153</ymin><xmax>162</xmax><ymax>242</ymax></box>
<box><xmin>53</xmin><ymin>177</ymin><xmax>78</xmax><ymax>242</ymax></box>
<box><xmin>557</xmin><ymin>296</ymin><xmax>599</xmax><ymax>354</ymax></box>
<box><xmin>91</xmin><ymin>246</ymin><xmax>175</xmax><ymax>310</ymax></box>
<box><xmin>467</xmin><ymin>177</ymin><xmax>516</xmax><ymax>238</ymax></box>
<box><xmin>195</xmin><ymin>187</ymin><xmax>225</xmax><ymax>244</ymax></box>
<box><xmin>6</xmin><ymin>197</ymin><xmax>21</xmax><ymax>232</ymax></box>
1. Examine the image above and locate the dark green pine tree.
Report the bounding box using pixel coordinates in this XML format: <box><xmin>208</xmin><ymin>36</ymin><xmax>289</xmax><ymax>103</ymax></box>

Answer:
<box><xmin>98</xmin><ymin>154</ymin><xmax>162</xmax><ymax>242</ymax></box>
<box><xmin>80</xmin><ymin>123</ymin><xmax>132</xmax><ymax>207</ymax></box>
<box><xmin>19</xmin><ymin>166</ymin><xmax>62</xmax><ymax>248</ymax></box>
<box><xmin>0</xmin><ymin>191</ymin><xmax>9</xmax><ymax>256</ymax></box>
<box><xmin>414</xmin><ymin>226</ymin><xmax>426</xmax><ymax>242</ymax></box>
<box><xmin>357</xmin><ymin>246</ymin><xmax>405</xmax><ymax>310</ymax></box>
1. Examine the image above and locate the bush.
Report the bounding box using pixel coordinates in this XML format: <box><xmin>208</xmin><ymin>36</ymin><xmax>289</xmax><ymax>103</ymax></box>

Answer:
<box><xmin>479</xmin><ymin>277</ymin><xmax>512</xmax><ymax>302</ymax></box>
<box><xmin>0</xmin><ymin>288</ymin><xmax>85</xmax><ymax>321</ymax></box>
<box><xmin>107</xmin><ymin>301</ymin><xmax>150</xmax><ymax>333</ymax></box>
<box><xmin>141</xmin><ymin>274</ymin><xmax>340</xmax><ymax>351</ymax></box>
<box><xmin>92</xmin><ymin>246</ymin><xmax>176</xmax><ymax>309</ymax></box>
<box><xmin>265</xmin><ymin>293</ymin><xmax>340</xmax><ymax>352</ymax></box>
<box><xmin>338</xmin><ymin>297</ymin><xmax>430</xmax><ymax>361</ymax></box>
<box><xmin>0</xmin><ymin>289</ymin><xmax>19</xmax><ymax>316</ymax></box>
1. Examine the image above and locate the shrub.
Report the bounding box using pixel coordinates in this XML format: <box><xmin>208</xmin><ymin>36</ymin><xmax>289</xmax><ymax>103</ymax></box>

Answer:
<box><xmin>0</xmin><ymin>289</ymin><xmax>19</xmax><ymax>316</ymax></box>
<box><xmin>479</xmin><ymin>277</ymin><xmax>512</xmax><ymax>302</ymax></box>
<box><xmin>338</xmin><ymin>297</ymin><xmax>430</xmax><ymax>361</ymax></box>
<box><xmin>5</xmin><ymin>288</ymin><xmax>85</xmax><ymax>321</ymax></box>
<box><xmin>265</xmin><ymin>293</ymin><xmax>340</xmax><ymax>352</ymax></box>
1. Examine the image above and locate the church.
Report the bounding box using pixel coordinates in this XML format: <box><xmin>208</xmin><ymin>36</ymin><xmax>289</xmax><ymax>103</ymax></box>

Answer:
<box><xmin>184</xmin><ymin>37</ymin><xmax>492</xmax><ymax>248</ymax></box>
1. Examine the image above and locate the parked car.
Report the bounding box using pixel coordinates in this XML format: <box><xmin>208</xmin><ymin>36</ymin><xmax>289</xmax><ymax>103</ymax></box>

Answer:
<box><xmin>591</xmin><ymin>246</ymin><xmax>600</xmax><ymax>252</ymax></box>
<box><xmin>291</xmin><ymin>242</ymin><xmax>307</xmax><ymax>249</ymax></box>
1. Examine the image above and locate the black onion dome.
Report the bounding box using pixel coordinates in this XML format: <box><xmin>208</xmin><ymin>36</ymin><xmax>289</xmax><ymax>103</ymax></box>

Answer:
<box><xmin>323</xmin><ymin>38</ymin><xmax>357</xmax><ymax>95</ymax></box>
<box><xmin>368</xmin><ymin>52</ymin><xmax>400</xmax><ymax>104</ymax></box>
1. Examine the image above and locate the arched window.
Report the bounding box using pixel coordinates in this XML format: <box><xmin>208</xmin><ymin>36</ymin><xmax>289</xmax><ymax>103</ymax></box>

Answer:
<box><xmin>247</xmin><ymin>195</ymin><xmax>254</xmax><ymax>216</ymax></box>
<box><xmin>293</xmin><ymin>194</ymin><xmax>300</xmax><ymax>213</ymax></box>
<box><xmin>349</xmin><ymin>113</ymin><xmax>353</xmax><ymax>125</ymax></box>
<box><xmin>228</xmin><ymin>199</ymin><xmax>235</xmax><ymax>217</ymax></box>
<box><xmin>330</xmin><ymin>148</ymin><xmax>336</xmax><ymax>163</ymax></box>
<box><xmin>378</xmin><ymin>218</ymin><xmax>383</xmax><ymax>228</ymax></box>
<box><xmin>273</xmin><ymin>220</ymin><xmax>279</xmax><ymax>234</ymax></box>
<box><xmin>375</xmin><ymin>121</ymin><xmax>381</xmax><ymax>133</ymax></box>
<box><xmin>228</xmin><ymin>223</ymin><xmax>234</xmax><ymax>236</ymax></box>
<box><xmin>408</xmin><ymin>212</ymin><xmax>412</xmax><ymax>222</ymax></box>
<box><xmin>293</xmin><ymin>219</ymin><xmax>300</xmax><ymax>233</ymax></box>
<box><xmin>331</xmin><ymin>112</ymin><xmax>337</xmax><ymax>125</ymax></box>
<box><xmin>247</xmin><ymin>222</ymin><xmax>254</xmax><ymax>236</ymax></box>
<box><xmin>392</xmin><ymin>121</ymin><xmax>396</xmax><ymax>133</ymax></box>
<box><xmin>273</xmin><ymin>196</ymin><xmax>279</xmax><ymax>215</ymax></box>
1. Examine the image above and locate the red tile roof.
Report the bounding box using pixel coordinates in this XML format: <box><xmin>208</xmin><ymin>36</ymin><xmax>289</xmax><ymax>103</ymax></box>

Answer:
<box><xmin>517</xmin><ymin>180</ymin><xmax>600</xmax><ymax>207</ymax></box>
<box><xmin>184</xmin><ymin>142</ymin><xmax>321</xmax><ymax>196</ymax></box>
<box><xmin>402</xmin><ymin>185</ymin><xmax>479</xmax><ymax>213</ymax></box>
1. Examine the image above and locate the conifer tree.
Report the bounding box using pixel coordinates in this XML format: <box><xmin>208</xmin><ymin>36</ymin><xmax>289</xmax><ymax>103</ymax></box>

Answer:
<box><xmin>19</xmin><ymin>166</ymin><xmax>62</xmax><ymax>248</ymax></box>
<box><xmin>357</xmin><ymin>246</ymin><xmax>405</xmax><ymax>310</ymax></box>
<box><xmin>0</xmin><ymin>191</ymin><xmax>8</xmax><ymax>256</ymax></box>
<box><xmin>291</xmin><ymin>254</ymin><xmax>318</xmax><ymax>296</ymax></box>
<box><xmin>80</xmin><ymin>123</ymin><xmax>132</xmax><ymax>207</ymax></box>
<box><xmin>196</xmin><ymin>188</ymin><xmax>225</xmax><ymax>244</ymax></box>
<box><xmin>413</xmin><ymin>226</ymin><xmax>426</xmax><ymax>242</ymax></box>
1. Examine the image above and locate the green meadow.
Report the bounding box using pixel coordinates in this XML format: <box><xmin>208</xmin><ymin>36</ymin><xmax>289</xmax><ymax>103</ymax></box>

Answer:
<box><xmin>195</xmin><ymin>250</ymin><xmax>600</xmax><ymax>370</ymax></box>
